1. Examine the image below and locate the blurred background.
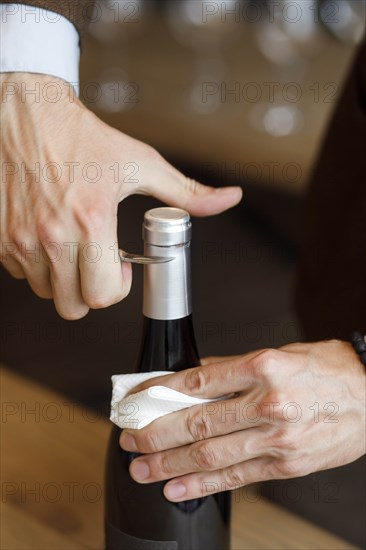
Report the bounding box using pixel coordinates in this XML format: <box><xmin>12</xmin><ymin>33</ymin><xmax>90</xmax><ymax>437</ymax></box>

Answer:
<box><xmin>1</xmin><ymin>0</ymin><xmax>365</xmax><ymax>547</ymax></box>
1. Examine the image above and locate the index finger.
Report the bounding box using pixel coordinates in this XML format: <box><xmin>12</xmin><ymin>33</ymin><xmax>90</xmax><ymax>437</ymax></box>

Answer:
<box><xmin>130</xmin><ymin>349</ymin><xmax>264</xmax><ymax>399</ymax></box>
<box><xmin>79</xmin><ymin>221</ymin><xmax>132</xmax><ymax>310</ymax></box>
<box><xmin>200</xmin><ymin>355</ymin><xmax>242</xmax><ymax>366</ymax></box>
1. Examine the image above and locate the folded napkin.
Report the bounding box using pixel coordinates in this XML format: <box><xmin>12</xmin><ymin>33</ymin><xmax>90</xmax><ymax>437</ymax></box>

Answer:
<box><xmin>110</xmin><ymin>372</ymin><xmax>219</xmax><ymax>430</ymax></box>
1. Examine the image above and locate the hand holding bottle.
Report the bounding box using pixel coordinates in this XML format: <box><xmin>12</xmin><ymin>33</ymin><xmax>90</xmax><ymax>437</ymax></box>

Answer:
<box><xmin>120</xmin><ymin>340</ymin><xmax>366</xmax><ymax>501</ymax></box>
<box><xmin>0</xmin><ymin>73</ymin><xmax>242</xmax><ymax>320</ymax></box>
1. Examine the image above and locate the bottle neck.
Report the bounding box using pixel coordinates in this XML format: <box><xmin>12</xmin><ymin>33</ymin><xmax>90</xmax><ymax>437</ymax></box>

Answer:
<box><xmin>137</xmin><ymin>316</ymin><xmax>200</xmax><ymax>373</ymax></box>
<box><xmin>143</xmin><ymin>242</ymin><xmax>192</xmax><ymax>321</ymax></box>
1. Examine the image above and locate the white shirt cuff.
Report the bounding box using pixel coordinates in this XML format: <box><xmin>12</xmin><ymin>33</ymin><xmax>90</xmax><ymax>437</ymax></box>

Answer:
<box><xmin>0</xmin><ymin>3</ymin><xmax>80</xmax><ymax>95</ymax></box>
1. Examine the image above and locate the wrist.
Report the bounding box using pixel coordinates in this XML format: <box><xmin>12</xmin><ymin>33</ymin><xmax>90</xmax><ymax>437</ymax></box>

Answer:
<box><xmin>339</xmin><ymin>340</ymin><xmax>366</xmax><ymax>395</ymax></box>
<box><xmin>1</xmin><ymin>72</ymin><xmax>81</xmax><ymax>107</ymax></box>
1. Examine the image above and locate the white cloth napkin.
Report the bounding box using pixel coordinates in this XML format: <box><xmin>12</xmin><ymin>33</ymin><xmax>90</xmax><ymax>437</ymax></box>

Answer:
<box><xmin>110</xmin><ymin>372</ymin><xmax>219</xmax><ymax>430</ymax></box>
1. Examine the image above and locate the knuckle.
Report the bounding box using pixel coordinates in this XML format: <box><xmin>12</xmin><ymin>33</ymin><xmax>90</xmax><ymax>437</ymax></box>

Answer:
<box><xmin>184</xmin><ymin>368</ymin><xmax>207</xmax><ymax>395</ymax></box>
<box><xmin>74</xmin><ymin>200</ymin><xmax>110</xmax><ymax>237</ymax></box>
<box><xmin>253</xmin><ymin>349</ymin><xmax>282</xmax><ymax>382</ymax></box>
<box><xmin>140</xmin><ymin>430</ymin><xmax>161</xmax><ymax>453</ymax></box>
<box><xmin>187</xmin><ymin>409</ymin><xmax>212</xmax><ymax>442</ymax></box>
<box><xmin>223</xmin><ymin>466</ymin><xmax>245</xmax><ymax>490</ymax></box>
<box><xmin>184</xmin><ymin>177</ymin><xmax>199</xmax><ymax>196</ymax></box>
<box><xmin>160</xmin><ymin>454</ymin><xmax>174</xmax><ymax>477</ymax></box>
<box><xmin>5</xmin><ymin>234</ymin><xmax>40</xmax><ymax>265</ymax></box>
<box><xmin>36</xmin><ymin>219</ymin><xmax>63</xmax><ymax>245</ymax></box>
<box><xmin>274</xmin><ymin>459</ymin><xmax>302</xmax><ymax>479</ymax></box>
<box><xmin>273</xmin><ymin>427</ymin><xmax>299</xmax><ymax>454</ymax></box>
<box><xmin>263</xmin><ymin>389</ymin><xmax>289</xmax><ymax>416</ymax></box>
<box><xmin>83</xmin><ymin>211</ymin><xmax>105</xmax><ymax>236</ymax></box>
<box><xmin>192</xmin><ymin>442</ymin><xmax>218</xmax><ymax>471</ymax></box>
<box><xmin>7</xmin><ymin>228</ymin><xmax>24</xmax><ymax>251</ymax></box>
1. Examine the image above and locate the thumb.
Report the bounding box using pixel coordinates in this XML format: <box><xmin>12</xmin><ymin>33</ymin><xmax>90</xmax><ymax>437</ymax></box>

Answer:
<box><xmin>139</xmin><ymin>152</ymin><xmax>243</xmax><ymax>217</ymax></box>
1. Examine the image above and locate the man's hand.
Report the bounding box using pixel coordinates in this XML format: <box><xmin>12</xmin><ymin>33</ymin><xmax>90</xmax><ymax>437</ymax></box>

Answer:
<box><xmin>120</xmin><ymin>340</ymin><xmax>366</xmax><ymax>501</ymax></box>
<box><xmin>0</xmin><ymin>73</ymin><xmax>242</xmax><ymax>319</ymax></box>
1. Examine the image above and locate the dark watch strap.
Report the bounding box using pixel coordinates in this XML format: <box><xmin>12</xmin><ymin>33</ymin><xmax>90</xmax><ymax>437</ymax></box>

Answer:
<box><xmin>351</xmin><ymin>332</ymin><xmax>366</xmax><ymax>366</ymax></box>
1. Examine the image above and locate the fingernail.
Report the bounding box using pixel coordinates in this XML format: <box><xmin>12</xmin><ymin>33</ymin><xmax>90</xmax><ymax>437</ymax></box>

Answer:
<box><xmin>130</xmin><ymin>460</ymin><xmax>150</xmax><ymax>481</ymax></box>
<box><xmin>120</xmin><ymin>432</ymin><xmax>137</xmax><ymax>452</ymax></box>
<box><xmin>216</xmin><ymin>185</ymin><xmax>240</xmax><ymax>192</ymax></box>
<box><xmin>216</xmin><ymin>186</ymin><xmax>243</xmax><ymax>199</ymax></box>
<box><xmin>164</xmin><ymin>482</ymin><xmax>187</xmax><ymax>501</ymax></box>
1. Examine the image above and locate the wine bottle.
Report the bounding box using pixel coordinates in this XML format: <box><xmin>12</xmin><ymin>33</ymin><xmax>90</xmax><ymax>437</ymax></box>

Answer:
<box><xmin>105</xmin><ymin>207</ymin><xmax>231</xmax><ymax>549</ymax></box>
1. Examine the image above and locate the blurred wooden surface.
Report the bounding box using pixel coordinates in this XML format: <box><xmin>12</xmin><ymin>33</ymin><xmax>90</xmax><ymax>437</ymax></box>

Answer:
<box><xmin>1</xmin><ymin>366</ymin><xmax>358</xmax><ymax>549</ymax></box>
<box><xmin>80</xmin><ymin>15</ymin><xmax>357</xmax><ymax>193</ymax></box>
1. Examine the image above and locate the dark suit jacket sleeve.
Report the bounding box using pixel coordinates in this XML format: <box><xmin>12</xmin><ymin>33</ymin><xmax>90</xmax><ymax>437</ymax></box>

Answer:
<box><xmin>0</xmin><ymin>1</ymin><xmax>95</xmax><ymax>40</ymax></box>
<box><xmin>295</xmin><ymin>37</ymin><xmax>366</xmax><ymax>341</ymax></box>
